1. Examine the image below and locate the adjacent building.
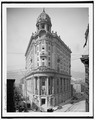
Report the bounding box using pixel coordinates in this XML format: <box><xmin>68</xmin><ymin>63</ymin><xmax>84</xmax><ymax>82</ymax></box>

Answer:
<box><xmin>80</xmin><ymin>24</ymin><xmax>89</xmax><ymax>112</ymax></box>
<box><xmin>22</xmin><ymin>9</ymin><xmax>72</xmax><ymax>110</ymax></box>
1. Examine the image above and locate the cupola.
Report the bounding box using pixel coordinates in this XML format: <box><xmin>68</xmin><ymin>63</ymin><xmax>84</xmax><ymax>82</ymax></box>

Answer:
<box><xmin>36</xmin><ymin>9</ymin><xmax>52</xmax><ymax>32</ymax></box>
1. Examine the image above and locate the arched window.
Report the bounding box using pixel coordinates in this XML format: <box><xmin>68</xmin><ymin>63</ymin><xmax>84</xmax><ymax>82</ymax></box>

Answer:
<box><xmin>37</xmin><ymin>25</ymin><xmax>39</xmax><ymax>30</ymax></box>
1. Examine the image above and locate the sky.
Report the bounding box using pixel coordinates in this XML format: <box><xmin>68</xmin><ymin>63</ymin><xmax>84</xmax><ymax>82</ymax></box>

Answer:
<box><xmin>7</xmin><ymin>8</ymin><xmax>88</xmax><ymax>73</ymax></box>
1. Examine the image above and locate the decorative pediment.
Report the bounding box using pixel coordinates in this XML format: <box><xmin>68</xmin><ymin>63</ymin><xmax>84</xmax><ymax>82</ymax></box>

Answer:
<box><xmin>38</xmin><ymin>30</ymin><xmax>46</xmax><ymax>37</ymax></box>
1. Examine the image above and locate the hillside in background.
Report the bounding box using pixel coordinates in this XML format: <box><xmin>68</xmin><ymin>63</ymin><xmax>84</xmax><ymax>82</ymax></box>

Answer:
<box><xmin>71</xmin><ymin>71</ymin><xmax>85</xmax><ymax>79</ymax></box>
<box><xmin>7</xmin><ymin>70</ymin><xmax>26</xmax><ymax>84</ymax></box>
<box><xmin>7</xmin><ymin>70</ymin><xmax>85</xmax><ymax>84</ymax></box>
<box><xmin>71</xmin><ymin>71</ymin><xmax>85</xmax><ymax>83</ymax></box>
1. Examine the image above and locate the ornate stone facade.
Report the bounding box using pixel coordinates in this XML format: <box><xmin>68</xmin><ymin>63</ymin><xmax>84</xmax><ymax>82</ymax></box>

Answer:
<box><xmin>23</xmin><ymin>9</ymin><xmax>72</xmax><ymax>110</ymax></box>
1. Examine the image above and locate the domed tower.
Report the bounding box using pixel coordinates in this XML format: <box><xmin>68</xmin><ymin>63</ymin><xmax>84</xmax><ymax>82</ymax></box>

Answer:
<box><xmin>36</xmin><ymin>9</ymin><xmax>52</xmax><ymax>32</ymax></box>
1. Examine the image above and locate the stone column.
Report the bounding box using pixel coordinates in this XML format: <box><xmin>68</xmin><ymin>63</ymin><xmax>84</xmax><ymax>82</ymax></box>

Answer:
<box><xmin>47</xmin><ymin>77</ymin><xmax>49</xmax><ymax>95</ymax></box>
<box><xmin>25</xmin><ymin>79</ymin><xmax>27</xmax><ymax>98</ymax></box>
<box><xmin>62</xmin><ymin>78</ymin><xmax>63</xmax><ymax>94</ymax></box>
<box><xmin>38</xmin><ymin>77</ymin><xmax>40</xmax><ymax>95</ymax></box>
<box><xmin>64</xmin><ymin>78</ymin><xmax>66</xmax><ymax>101</ymax></box>
<box><xmin>39</xmin><ymin>24</ymin><xmax>41</xmax><ymax>29</ymax></box>
<box><xmin>34</xmin><ymin>77</ymin><xmax>37</xmax><ymax>95</ymax></box>
<box><xmin>45</xmin><ymin>24</ymin><xmax>47</xmax><ymax>31</ymax></box>
<box><xmin>52</xmin><ymin>77</ymin><xmax>54</xmax><ymax>94</ymax></box>
<box><xmin>54</xmin><ymin>77</ymin><xmax>56</xmax><ymax>94</ymax></box>
<box><xmin>34</xmin><ymin>77</ymin><xmax>35</xmax><ymax>94</ymax></box>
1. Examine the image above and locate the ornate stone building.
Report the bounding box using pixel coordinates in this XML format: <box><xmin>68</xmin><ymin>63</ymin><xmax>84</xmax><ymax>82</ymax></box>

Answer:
<box><xmin>23</xmin><ymin>9</ymin><xmax>72</xmax><ymax>110</ymax></box>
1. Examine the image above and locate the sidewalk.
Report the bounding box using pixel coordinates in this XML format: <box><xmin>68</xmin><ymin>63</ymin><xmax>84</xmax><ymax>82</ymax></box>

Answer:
<box><xmin>53</xmin><ymin>98</ymin><xmax>72</xmax><ymax>111</ymax></box>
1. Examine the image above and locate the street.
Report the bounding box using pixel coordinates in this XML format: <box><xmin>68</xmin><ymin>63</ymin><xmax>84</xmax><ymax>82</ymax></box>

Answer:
<box><xmin>55</xmin><ymin>100</ymin><xmax>85</xmax><ymax>112</ymax></box>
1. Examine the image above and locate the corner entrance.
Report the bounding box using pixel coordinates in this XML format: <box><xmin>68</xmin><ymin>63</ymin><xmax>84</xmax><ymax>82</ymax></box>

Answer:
<box><xmin>41</xmin><ymin>98</ymin><xmax>46</xmax><ymax>105</ymax></box>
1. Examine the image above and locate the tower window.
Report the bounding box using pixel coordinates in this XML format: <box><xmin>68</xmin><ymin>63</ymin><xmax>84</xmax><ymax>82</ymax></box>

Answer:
<box><xmin>42</xmin><ymin>24</ymin><xmax>45</xmax><ymax>29</ymax></box>
<box><xmin>47</xmin><ymin>25</ymin><xmax>49</xmax><ymax>31</ymax></box>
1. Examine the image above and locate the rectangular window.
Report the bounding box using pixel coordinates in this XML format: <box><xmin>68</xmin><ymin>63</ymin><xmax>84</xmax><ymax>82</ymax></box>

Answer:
<box><xmin>42</xmin><ymin>79</ymin><xmax>45</xmax><ymax>86</ymax></box>
<box><xmin>48</xmin><ymin>62</ymin><xmax>50</xmax><ymax>66</ymax></box>
<box><xmin>48</xmin><ymin>57</ymin><xmax>50</xmax><ymax>60</ymax></box>
<box><xmin>48</xmin><ymin>52</ymin><xmax>50</xmax><ymax>55</ymax></box>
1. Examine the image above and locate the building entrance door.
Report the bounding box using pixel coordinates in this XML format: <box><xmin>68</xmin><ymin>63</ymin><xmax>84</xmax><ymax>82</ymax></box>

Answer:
<box><xmin>41</xmin><ymin>98</ymin><xmax>45</xmax><ymax>105</ymax></box>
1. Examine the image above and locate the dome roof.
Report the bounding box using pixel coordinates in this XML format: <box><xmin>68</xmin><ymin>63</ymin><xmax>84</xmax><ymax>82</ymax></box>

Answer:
<box><xmin>36</xmin><ymin>9</ymin><xmax>52</xmax><ymax>26</ymax></box>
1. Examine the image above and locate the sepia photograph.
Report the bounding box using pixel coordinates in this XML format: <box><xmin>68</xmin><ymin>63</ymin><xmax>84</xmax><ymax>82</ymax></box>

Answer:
<box><xmin>1</xmin><ymin>1</ymin><xmax>94</xmax><ymax>118</ymax></box>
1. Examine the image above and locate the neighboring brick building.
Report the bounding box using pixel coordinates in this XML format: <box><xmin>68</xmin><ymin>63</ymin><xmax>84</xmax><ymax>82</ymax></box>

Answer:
<box><xmin>71</xmin><ymin>82</ymin><xmax>86</xmax><ymax>94</ymax></box>
<box><xmin>22</xmin><ymin>9</ymin><xmax>72</xmax><ymax>110</ymax></box>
